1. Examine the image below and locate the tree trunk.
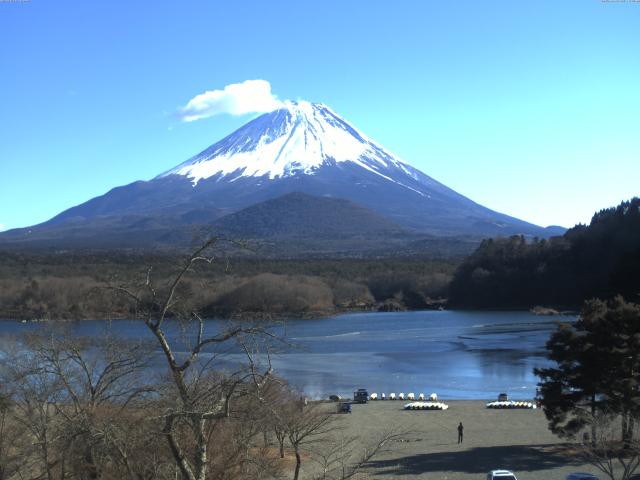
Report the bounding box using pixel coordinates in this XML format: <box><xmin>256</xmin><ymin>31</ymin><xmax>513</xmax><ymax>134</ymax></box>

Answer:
<box><xmin>623</xmin><ymin>410</ymin><xmax>634</xmax><ymax>450</ymax></box>
<box><xmin>84</xmin><ymin>446</ymin><xmax>100</xmax><ymax>480</ymax></box>
<box><xmin>293</xmin><ymin>448</ymin><xmax>301</xmax><ymax>480</ymax></box>
<box><xmin>194</xmin><ymin>417</ymin><xmax>208</xmax><ymax>480</ymax></box>
<box><xmin>279</xmin><ymin>440</ymin><xmax>285</xmax><ymax>459</ymax></box>
<box><xmin>164</xmin><ymin>422</ymin><xmax>196</xmax><ymax>480</ymax></box>
<box><xmin>591</xmin><ymin>394</ymin><xmax>597</xmax><ymax>448</ymax></box>
<box><xmin>42</xmin><ymin>439</ymin><xmax>55</xmax><ymax>480</ymax></box>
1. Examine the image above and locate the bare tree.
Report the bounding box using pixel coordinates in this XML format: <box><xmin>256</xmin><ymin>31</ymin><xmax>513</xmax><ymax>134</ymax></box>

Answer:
<box><xmin>283</xmin><ymin>403</ymin><xmax>336</xmax><ymax>480</ymax></box>
<box><xmin>0</xmin><ymin>330</ymin><xmax>161</xmax><ymax>480</ymax></box>
<box><xmin>2</xmin><ymin>340</ymin><xmax>68</xmax><ymax>480</ymax></box>
<box><xmin>310</xmin><ymin>429</ymin><xmax>406</xmax><ymax>480</ymax></box>
<box><xmin>578</xmin><ymin>409</ymin><xmax>640</xmax><ymax>480</ymax></box>
<box><xmin>0</xmin><ymin>388</ymin><xmax>28</xmax><ymax>480</ymax></box>
<box><xmin>255</xmin><ymin>379</ymin><xmax>297</xmax><ymax>460</ymax></box>
<box><xmin>29</xmin><ymin>333</ymin><xmax>155</xmax><ymax>480</ymax></box>
<box><xmin>112</xmin><ymin>238</ymin><xmax>276</xmax><ymax>480</ymax></box>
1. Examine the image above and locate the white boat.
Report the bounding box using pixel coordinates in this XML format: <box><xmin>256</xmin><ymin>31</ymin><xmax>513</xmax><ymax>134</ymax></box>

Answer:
<box><xmin>404</xmin><ymin>401</ymin><xmax>449</xmax><ymax>411</ymax></box>
<box><xmin>486</xmin><ymin>400</ymin><xmax>535</xmax><ymax>409</ymax></box>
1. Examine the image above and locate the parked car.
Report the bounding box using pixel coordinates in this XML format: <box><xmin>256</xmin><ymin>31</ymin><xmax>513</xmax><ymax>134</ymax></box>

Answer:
<box><xmin>566</xmin><ymin>474</ymin><xmax>599</xmax><ymax>480</ymax></box>
<box><xmin>487</xmin><ymin>470</ymin><xmax>517</xmax><ymax>480</ymax></box>
<box><xmin>337</xmin><ymin>402</ymin><xmax>352</xmax><ymax>414</ymax></box>
<box><xmin>353</xmin><ymin>388</ymin><xmax>368</xmax><ymax>404</ymax></box>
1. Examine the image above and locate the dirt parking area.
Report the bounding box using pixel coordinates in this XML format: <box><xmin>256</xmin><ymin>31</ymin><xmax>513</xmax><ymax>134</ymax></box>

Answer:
<box><xmin>321</xmin><ymin>400</ymin><xmax>604</xmax><ymax>480</ymax></box>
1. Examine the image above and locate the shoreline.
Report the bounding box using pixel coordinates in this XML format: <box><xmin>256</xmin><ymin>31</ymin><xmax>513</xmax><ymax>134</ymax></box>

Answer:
<box><xmin>0</xmin><ymin>305</ymin><xmax>578</xmax><ymax>323</ymax></box>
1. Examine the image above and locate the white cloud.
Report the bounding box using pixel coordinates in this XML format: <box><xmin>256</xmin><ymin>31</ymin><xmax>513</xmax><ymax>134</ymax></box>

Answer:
<box><xmin>179</xmin><ymin>79</ymin><xmax>284</xmax><ymax>122</ymax></box>
<box><xmin>0</xmin><ymin>223</ymin><xmax>6</xmax><ymax>232</ymax></box>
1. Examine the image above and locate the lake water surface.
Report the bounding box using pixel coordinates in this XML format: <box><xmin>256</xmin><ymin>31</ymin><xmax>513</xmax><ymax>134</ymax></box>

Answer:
<box><xmin>0</xmin><ymin>310</ymin><xmax>572</xmax><ymax>400</ymax></box>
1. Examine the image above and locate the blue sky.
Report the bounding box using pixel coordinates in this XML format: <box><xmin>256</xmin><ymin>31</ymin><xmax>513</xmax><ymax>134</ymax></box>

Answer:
<box><xmin>1</xmin><ymin>0</ymin><xmax>638</xmax><ymax>231</ymax></box>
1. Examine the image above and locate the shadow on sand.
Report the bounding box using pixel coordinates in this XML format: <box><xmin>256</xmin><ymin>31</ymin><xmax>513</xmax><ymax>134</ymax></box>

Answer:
<box><xmin>367</xmin><ymin>443</ymin><xmax>582</xmax><ymax>476</ymax></box>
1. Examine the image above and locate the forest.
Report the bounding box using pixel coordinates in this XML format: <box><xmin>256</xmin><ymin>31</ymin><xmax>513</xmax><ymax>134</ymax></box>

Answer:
<box><xmin>0</xmin><ymin>252</ymin><xmax>455</xmax><ymax>320</ymax></box>
<box><xmin>449</xmin><ymin>198</ymin><xmax>640</xmax><ymax>309</ymax></box>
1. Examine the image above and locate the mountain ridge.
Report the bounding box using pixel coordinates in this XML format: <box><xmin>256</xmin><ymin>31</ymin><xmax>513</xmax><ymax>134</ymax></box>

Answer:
<box><xmin>213</xmin><ymin>191</ymin><xmax>403</xmax><ymax>238</ymax></box>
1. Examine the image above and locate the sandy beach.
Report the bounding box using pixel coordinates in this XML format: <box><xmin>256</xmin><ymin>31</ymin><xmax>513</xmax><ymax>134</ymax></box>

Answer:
<box><xmin>305</xmin><ymin>400</ymin><xmax>604</xmax><ymax>480</ymax></box>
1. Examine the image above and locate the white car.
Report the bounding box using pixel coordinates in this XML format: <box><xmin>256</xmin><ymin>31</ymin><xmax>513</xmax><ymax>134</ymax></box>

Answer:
<box><xmin>487</xmin><ymin>470</ymin><xmax>518</xmax><ymax>480</ymax></box>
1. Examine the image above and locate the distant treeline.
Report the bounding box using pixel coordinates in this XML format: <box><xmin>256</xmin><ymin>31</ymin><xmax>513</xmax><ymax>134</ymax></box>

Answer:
<box><xmin>0</xmin><ymin>253</ymin><xmax>456</xmax><ymax>320</ymax></box>
<box><xmin>448</xmin><ymin>198</ymin><xmax>640</xmax><ymax>309</ymax></box>
<box><xmin>5</xmin><ymin>199</ymin><xmax>636</xmax><ymax>319</ymax></box>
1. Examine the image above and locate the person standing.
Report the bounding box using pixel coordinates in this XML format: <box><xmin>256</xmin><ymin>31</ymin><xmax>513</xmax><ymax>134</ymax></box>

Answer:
<box><xmin>457</xmin><ymin>422</ymin><xmax>464</xmax><ymax>444</ymax></box>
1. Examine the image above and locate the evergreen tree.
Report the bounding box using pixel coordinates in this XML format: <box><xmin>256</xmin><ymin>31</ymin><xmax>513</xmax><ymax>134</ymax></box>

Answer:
<box><xmin>535</xmin><ymin>297</ymin><xmax>640</xmax><ymax>444</ymax></box>
<box><xmin>584</xmin><ymin>297</ymin><xmax>640</xmax><ymax>447</ymax></box>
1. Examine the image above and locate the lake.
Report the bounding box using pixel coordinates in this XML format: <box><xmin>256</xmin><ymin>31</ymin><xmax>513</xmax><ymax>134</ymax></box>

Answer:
<box><xmin>0</xmin><ymin>310</ymin><xmax>572</xmax><ymax>400</ymax></box>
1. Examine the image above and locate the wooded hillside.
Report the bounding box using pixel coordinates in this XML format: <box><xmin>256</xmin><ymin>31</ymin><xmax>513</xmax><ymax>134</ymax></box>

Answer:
<box><xmin>448</xmin><ymin>198</ymin><xmax>640</xmax><ymax>309</ymax></box>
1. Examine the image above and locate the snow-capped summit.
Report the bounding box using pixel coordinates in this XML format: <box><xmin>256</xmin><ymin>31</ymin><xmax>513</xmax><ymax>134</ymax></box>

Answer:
<box><xmin>159</xmin><ymin>100</ymin><xmax>422</xmax><ymax>193</ymax></box>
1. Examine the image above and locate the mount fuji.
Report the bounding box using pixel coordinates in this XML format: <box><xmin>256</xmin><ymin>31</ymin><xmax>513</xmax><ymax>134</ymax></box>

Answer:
<box><xmin>1</xmin><ymin>100</ymin><xmax>562</xmax><ymax>253</ymax></box>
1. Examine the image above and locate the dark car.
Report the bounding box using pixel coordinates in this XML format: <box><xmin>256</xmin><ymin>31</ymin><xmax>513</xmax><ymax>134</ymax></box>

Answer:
<box><xmin>338</xmin><ymin>402</ymin><xmax>352</xmax><ymax>413</ymax></box>
<box><xmin>353</xmin><ymin>388</ymin><xmax>368</xmax><ymax>404</ymax></box>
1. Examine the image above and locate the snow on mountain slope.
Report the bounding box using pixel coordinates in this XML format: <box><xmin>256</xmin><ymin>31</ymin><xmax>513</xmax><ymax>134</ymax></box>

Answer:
<box><xmin>159</xmin><ymin>101</ymin><xmax>426</xmax><ymax>195</ymax></box>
